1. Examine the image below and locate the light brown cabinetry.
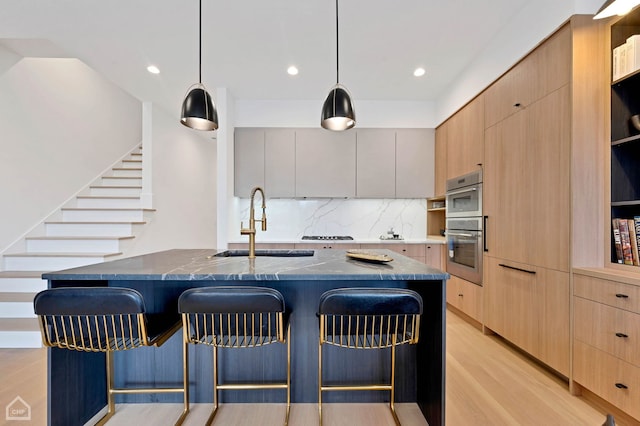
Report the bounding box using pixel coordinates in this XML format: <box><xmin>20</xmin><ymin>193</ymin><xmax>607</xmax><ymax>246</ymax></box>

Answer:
<box><xmin>360</xmin><ymin>243</ymin><xmax>426</xmax><ymax>263</ymax></box>
<box><xmin>446</xmin><ymin>275</ymin><xmax>482</xmax><ymax>323</ymax></box>
<box><xmin>234</xmin><ymin>128</ymin><xmax>265</xmax><ymax>196</ymax></box>
<box><xmin>482</xmin><ymin>16</ymin><xmax>605</xmax><ymax>377</ymax></box>
<box><xmin>484</xmin><ymin>257</ymin><xmax>569</xmax><ymax>376</ymax></box>
<box><xmin>426</xmin><ymin>196</ymin><xmax>445</xmax><ymax>240</ymax></box>
<box><xmin>294</xmin><ymin>243</ymin><xmax>361</xmax><ymax>250</ymax></box>
<box><xmin>425</xmin><ymin>243</ymin><xmax>444</xmax><ymax>270</ymax></box>
<box><xmin>434</xmin><ymin>125</ymin><xmax>447</xmax><ymax>196</ymax></box>
<box><xmin>573</xmin><ymin>273</ymin><xmax>640</xmax><ymax>421</ymax></box>
<box><xmin>445</xmin><ymin>94</ymin><xmax>485</xmax><ymax>180</ymax></box>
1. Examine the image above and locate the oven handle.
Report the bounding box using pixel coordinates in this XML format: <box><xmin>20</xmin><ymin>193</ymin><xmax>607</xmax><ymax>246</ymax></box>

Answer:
<box><xmin>483</xmin><ymin>216</ymin><xmax>488</xmax><ymax>252</ymax></box>
<box><xmin>498</xmin><ymin>263</ymin><xmax>536</xmax><ymax>275</ymax></box>
<box><xmin>446</xmin><ymin>231</ymin><xmax>476</xmax><ymax>238</ymax></box>
<box><xmin>446</xmin><ymin>186</ymin><xmax>478</xmax><ymax>197</ymax></box>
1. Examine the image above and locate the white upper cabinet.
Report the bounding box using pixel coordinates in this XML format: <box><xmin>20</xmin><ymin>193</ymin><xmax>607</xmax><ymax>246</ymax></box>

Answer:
<box><xmin>295</xmin><ymin>129</ymin><xmax>357</xmax><ymax>198</ymax></box>
<box><xmin>356</xmin><ymin>129</ymin><xmax>396</xmax><ymax>198</ymax></box>
<box><xmin>265</xmin><ymin>129</ymin><xmax>295</xmax><ymax>198</ymax></box>
<box><xmin>234</xmin><ymin>127</ymin><xmax>434</xmax><ymax>198</ymax></box>
<box><xmin>396</xmin><ymin>129</ymin><xmax>434</xmax><ymax>198</ymax></box>
<box><xmin>234</xmin><ymin>128</ymin><xmax>264</xmax><ymax>197</ymax></box>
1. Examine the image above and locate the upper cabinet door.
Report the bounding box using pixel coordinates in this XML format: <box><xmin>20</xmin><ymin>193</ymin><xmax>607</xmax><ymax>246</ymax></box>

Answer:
<box><xmin>295</xmin><ymin>129</ymin><xmax>356</xmax><ymax>198</ymax></box>
<box><xmin>434</xmin><ymin>123</ymin><xmax>448</xmax><ymax>197</ymax></box>
<box><xmin>395</xmin><ymin>129</ymin><xmax>434</xmax><ymax>198</ymax></box>
<box><xmin>356</xmin><ymin>129</ymin><xmax>396</xmax><ymax>198</ymax></box>
<box><xmin>265</xmin><ymin>129</ymin><xmax>296</xmax><ymax>198</ymax></box>
<box><xmin>234</xmin><ymin>128</ymin><xmax>265</xmax><ymax>197</ymax></box>
<box><xmin>446</xmin><ymin>94</ymin><xmax>485</xmax><ymax>179</ymax></box>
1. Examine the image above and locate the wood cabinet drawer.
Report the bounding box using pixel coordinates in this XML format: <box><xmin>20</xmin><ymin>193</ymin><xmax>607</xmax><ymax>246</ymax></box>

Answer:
<box><xmin>574</xmin><ymin>297</ymin><xmax>640</xmax><ymax>367</ymax></box>
<box><xmin>360</xmin><ymin>243</ymin><xmax>425</xmax><ymax>258</ymax></box>
<box><xmin>294</xmin><ymin>243</ymin><xmax>360</xmax><ymax>250</ymax></box>
<box><xmin>228</xmin><ymin>243</ymin><xmax>296</xmax><ymax>250</ymax></box>
<box><xmin>574</xmin><ymin>274</ymin><xmax>640</xmax><ymax>314</ymax></box>
<box><xmin>447</xmin><ymin>275</ymin><xmax>483</xmax><ymax>322</ymax></box>
<box><xmin>574</xmin><ymin>340</ymin><xmax>640</xmax><ymax>422</ymax></box>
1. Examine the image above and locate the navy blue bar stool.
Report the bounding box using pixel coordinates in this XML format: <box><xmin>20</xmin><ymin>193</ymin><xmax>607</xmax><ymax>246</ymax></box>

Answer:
<box><xmin>317</xmin><ymin>288</ymin><xmax>423</xmax><ymax>425</ymax></box>
<box><xmin>178</xmin><ymin>286</ymin><xmax>291</xmax><ymax>425</ymax></box>
<box><xmin>33</xmin><ymin>287</ymin><xmax>189</xmax><ymax>425</ymax></box>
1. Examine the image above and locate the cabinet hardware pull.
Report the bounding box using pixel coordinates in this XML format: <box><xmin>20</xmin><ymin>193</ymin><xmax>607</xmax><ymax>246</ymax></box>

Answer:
<box><xmin>458</xmin><ymin>293</ymin><xmax>463</xmax><ymax>297</ymax></box>
<box><xmin>615</xmin><ymin>332</ymin><xmax>629</xmax><ymax>338</ymax></box>
<box><xmin>483</xmin><ymin>216</ymin><xmax>488</xmax><ymax>252</ymax></box>
<box><xmin>615</xmin><ymin>293</ymin><xmax>629</xmax><ymax>299</ymax></box>
<box><xmin>615</xmin><ymin>383</ymin><xmax>628</xmax><ymax>389</ymax></box>
<box><xmin>514</xmin><ymin>103</ymin><xmax>521</xmax><ymax>107</ymax></box>
<box><xmin>498</xmin><ymin>263</ymin><xmax>536</xmax><ymax>274</ymax></box>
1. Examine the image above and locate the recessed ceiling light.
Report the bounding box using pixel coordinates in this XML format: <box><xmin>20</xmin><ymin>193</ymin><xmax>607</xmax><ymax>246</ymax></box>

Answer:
<box><xmin>147</xmin><ymin>65</ymin><xmax>160</xmax><ymax>74</ymax></box>
<box><xmin>287</xmin><ymin>66</ymin><xmax>299</xmax><ymax>76</ymax></box>
<box><xmin>414</xmin><ymin>67</ymin><xmax>426</xmax><ymax>77</ymax></box>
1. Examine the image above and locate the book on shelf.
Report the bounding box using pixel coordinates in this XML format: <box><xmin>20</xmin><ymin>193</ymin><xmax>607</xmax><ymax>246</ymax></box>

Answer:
<box><xmin>617</xmin><ymin>218</ymin><xmax>634</xmax><ymax>265</ymax></box>
<box><xmin>612</xmin><ymin>218</ymin><xmax>623</xmax><ymax>263</ymax></box>
<box><xmin>628</xmin><ymin>219</ymin><xmax>640</xmax><ymax>266</ymax></box>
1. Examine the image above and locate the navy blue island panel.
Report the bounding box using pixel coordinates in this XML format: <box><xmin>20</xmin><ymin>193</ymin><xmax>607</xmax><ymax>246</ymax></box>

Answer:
<box><xmin>42</xmin><ymin>248</ymin><xmax>449</xmax><ymax>426</ymax></box>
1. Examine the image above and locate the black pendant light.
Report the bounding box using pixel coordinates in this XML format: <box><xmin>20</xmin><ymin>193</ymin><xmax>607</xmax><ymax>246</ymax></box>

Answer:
<box><xmin>180</xmin><ymin>0</ymin><xmax>218</xmax><ymax>131</ymax></box>
<box><xmin>321</xmin><ymin>0</ymin><xmax>355</xmax><ymax>131</ymax></box>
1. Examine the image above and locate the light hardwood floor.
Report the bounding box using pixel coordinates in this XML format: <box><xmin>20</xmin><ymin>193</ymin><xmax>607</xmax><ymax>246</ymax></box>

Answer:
<box><xmin>0</xmin><ymin>310</ymin><xmax>624</xmax><ymax>425</ymax></box>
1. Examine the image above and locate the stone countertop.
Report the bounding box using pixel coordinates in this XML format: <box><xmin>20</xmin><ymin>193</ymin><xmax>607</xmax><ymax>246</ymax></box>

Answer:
<box><xmin>42</xmin><ymin>248</ymin><xmax>449</xmax><ymax>282</ymax></box>
<box><xmin>228</xmin><ymin>237</ymin><xmax>446</xmax><ymax>245</ymax></box>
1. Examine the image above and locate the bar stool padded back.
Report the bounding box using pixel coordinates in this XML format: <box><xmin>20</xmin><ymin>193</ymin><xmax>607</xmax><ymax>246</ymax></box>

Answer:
<box><xmin>318</xmin><ymin>288</ymin><xmax>423</xmax><ymax>425</ymax></box>
<box><xmin>179</xmin><ymin>286</ymin><xmax>291</xmax><ymax>425</ymax></box>
<box><xmin>34</xmin><ymin>287</ymin><xmax>189</xmax><ymax>426</ymax></box>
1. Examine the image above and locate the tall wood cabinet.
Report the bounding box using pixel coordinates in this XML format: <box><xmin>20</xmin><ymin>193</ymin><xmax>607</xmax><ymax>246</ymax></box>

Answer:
<box><xmin>445</xmin><ymin>93</ymin><xmax>485</xmax><ymax>180</ymax></box>
<box><xmin>483</xmin><ymin>16</ymin><xmax>605</xmax><ymax>377</ymax></box>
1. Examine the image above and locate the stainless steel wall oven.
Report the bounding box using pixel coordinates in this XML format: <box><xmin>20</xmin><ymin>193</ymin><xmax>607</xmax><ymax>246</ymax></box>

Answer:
<box><xmin>446</xmin><ymin>170</ymin><xmax>483</xmax><ymax>286</ymax></box>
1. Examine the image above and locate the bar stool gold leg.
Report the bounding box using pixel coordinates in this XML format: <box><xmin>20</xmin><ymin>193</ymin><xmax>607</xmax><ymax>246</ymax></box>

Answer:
<box><xmin>96</xmin><ymin>351</ymin><xmax>116</xmax><ymax>426</ymax></box>
<box><xmin>285</xmin><ymin>324</ymin><xmax>291</xmax><ymax>426</ymax></box>
<box><xmin>205</xmin><ymin>345</ymin><xmax>219</xmax><ymax>426</ymax></box>
<box><xmin>175</xmin><ymin>339</ymin><xmax>190</xmax><ymax>426</ymax></box>
<box><xmin>318</xmin><ymin>336</ymin><xmax>323</xmax><ymax>426</ymax></box>
<box><xmin>389</xmin><ymin>334</ymin><xmax>400</xmax><ymax>426</ymax></box>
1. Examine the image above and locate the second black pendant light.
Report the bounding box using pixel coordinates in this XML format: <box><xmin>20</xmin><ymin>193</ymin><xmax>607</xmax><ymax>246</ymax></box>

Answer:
<box><xmin>321</xmin><ymin>0</ymin><xmax>356</xmax><ymax>131</ymax></box>
<box><xmin>180</xmin><ymin>0</ymin><xmax>219</xmax><ymax>131</ymax></box>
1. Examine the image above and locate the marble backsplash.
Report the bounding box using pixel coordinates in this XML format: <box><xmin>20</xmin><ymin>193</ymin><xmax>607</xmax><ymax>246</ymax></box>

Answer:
<box><xmin>229</xmin><ymin>198</ymin><xmax>427</xmax><ymax>241</ymax></box>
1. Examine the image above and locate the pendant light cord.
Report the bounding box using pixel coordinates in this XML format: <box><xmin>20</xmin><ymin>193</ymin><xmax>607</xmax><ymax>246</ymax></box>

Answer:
<box><xmin>198</xmin><ymin>0</ymin><xmax>202</xmax><ymax>84</ymax></box>
<box><xmin>335</xmin><ymin>0</ymin><xmax>340</xmax><ymax>85</ymax></box>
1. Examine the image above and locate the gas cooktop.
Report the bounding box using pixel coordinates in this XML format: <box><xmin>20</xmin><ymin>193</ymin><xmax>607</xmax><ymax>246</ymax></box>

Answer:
<box><xmin>301</xmin><ymin>235</ymin><xmax>354</xmax><ymax>241</ymax></box>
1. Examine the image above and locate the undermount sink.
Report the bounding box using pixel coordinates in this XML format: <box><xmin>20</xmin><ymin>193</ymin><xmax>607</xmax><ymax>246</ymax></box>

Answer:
<box><xmin>213</xmin><ymin>249</ymin><xmax>315</xmax><ymax>257</ymax></box>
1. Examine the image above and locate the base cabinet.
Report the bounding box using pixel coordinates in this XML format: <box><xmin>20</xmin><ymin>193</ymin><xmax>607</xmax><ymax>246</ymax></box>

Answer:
<box><xmin>573</xmin><ymin>273</ymin><xmax>640</xmax><ymax>422</ymax></box>
<box><xmin>446</xmin><ymin>275</ymin><xmax>482</xmax><ymax>322</ymax></box>
<box><xmin>484</xmin><ymin>257</ymin><xmax>569</xmax><ymax>376</ymax></box>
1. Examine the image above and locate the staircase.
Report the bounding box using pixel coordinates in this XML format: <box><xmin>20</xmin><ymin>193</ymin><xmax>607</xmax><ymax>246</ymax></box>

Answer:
<box><xmin>0</xmin><ymin>145</ymin><xmax>153</xmax><ymax>348</ymax></box>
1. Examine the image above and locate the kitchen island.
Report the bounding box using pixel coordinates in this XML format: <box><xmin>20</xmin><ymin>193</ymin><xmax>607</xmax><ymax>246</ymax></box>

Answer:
<box><xmin>42</xmin><ymin>248</ymin><xmax>448</xmax><ymax>425</ymax></box>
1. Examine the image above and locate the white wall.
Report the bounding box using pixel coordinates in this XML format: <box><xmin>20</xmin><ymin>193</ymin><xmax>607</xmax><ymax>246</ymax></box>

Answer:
<box><xmin>0</xmin><ymin>44</ymin><xmax>20</xmax><ymax>75</ymax></box>
<box><xmin>125</xmin><ymin>104</ymin><xmax>218</xmax><ymax>256</ymax></box>
<box><xmin>435</xmin><ymin>0</ymin><xmax>602</xmax><ymax>124</ymax></box>
<box><xmin>235</xmin><ymin>100</ymin><xmax>437</xmax><ymax>128</ymax></box>
<box><xmin>0</xmin><ymin>57</ymin><xmax>141</xmax><ymax>253</ymax></box>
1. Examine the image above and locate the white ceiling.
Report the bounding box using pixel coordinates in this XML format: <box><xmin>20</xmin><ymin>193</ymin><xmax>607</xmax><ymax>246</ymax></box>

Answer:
<box><xmin>0</xmin><ymin>0</ymin><xmax>603</xmax><ymax>119</ymax></box>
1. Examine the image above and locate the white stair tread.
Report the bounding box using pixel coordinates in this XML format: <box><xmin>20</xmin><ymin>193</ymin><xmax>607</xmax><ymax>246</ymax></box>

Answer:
<box><xmin>0</xmin><ymin>318</ymin><xmax>40</xmax><ymax>332</ymax></box>
<box><xmin>89</xmin><ymin>185</ymin><xmax>142</xmax><ymax>189</ymax></box>
<box><xmin>0</xmin><ymin>293</ymin><xmax>37</xmax><ymax>303</ymax></box>
<box><xmin>4</xmin><ymin>252</ymin><xmax>122</xmax><ymax>258</ymax></box>
<box><xmin>61</xmin><ymin>208</ymin><xmax>155</xmax><ymax>212</ymax></box>
<box><xmin>76</xmin><ymin>196</ymin><xmax>141</xmax><ymax>200</ymax></box>
<box><xmin>0</xmin><ymin>271</ymin><xmax>46</xmax><ymax>278</ymax></box>
<box><xmin>45</xmin><ymin>221</ymin><xmax>146</xmax><ymax>225</ymax></box>
<box><xmin>26</xmin><ymin>236</ymin><xmax>134</xmax><ymax>241</ymax></box>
